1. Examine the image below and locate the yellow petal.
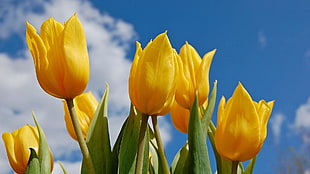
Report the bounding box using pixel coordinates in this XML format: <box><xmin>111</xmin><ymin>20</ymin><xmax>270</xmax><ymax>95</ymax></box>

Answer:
<box><xmin>197</xmin><ymin>49</ymin><xmax>216</xmax><ymax>106</ymax></box>
<box><xmin>63</xmin><ymin>14</ymin><xmax>89</xmax><ymax>98</ymax></box>
<box><xmin>175</xmin><ymin>42</ymin><xmax>202</xmax><ymax>109</ymax></box>
<box><xmin>37</xmin><ymin>17</ymin><xmax>67</xmax><ymax>98</ymax></box>
<box><xmin>170</xmin><ymin>101</ymin><xmax>190</xmax><ymax>133</ymax></box>
<box><xmin>129</xmin><ymin>41</ymin><xmax>143</xmax><ymax>110</ymax></box>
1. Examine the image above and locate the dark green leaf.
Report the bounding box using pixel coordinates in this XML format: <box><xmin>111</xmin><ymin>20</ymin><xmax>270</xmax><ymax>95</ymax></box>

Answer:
<box><xmin>118</xmin><ymin>105</ymin><xmax>143</xmax><ymax>174</ymax></box>
<box><xmin>187</xmin><ymin>94</ymin><xmax>212</xmax><ymax>174</ymax></box>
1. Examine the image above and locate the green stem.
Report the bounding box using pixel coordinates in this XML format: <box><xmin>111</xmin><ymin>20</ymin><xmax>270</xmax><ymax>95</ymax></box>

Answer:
<box><xmin>231</xmin><ymin>161</ymin><xmax>239</xmax><ymax>174</ymax></box>
<box><xmin>66</xmin><ymin>99</ymin><xmax>95</xmax><ymax>174</ymax></box>
<box><xmin>151</xmin><ymin>116</ymin><xmax>170</xmax><ymax>174</ymax></box>
<box><xmin>135</xmin><ymin>114</ymin><xmax>149</xmax><ymax>174</ymax></box>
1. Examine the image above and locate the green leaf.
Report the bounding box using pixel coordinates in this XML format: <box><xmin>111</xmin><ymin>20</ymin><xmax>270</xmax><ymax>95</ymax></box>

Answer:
<box><xmin>142</xmin><ymin>126</ymin><xmax>150</xmax><ymax>174</ymax></box>
<box><xmin>32</xmin><ymin>113</ymin><xmax>52</xmax><ymax>174</ymax></box>
<box><xmin>118</xmin><ymin>105</ymin><xmax>144</xmax><ymax>174</ymax></box>
<box><xmin>25</xmin><ymin>148</ymin><xmax>40</xmax><ymax>174</ymax></box>
<box><xmin>202</xmin><ymin>81</ymin><xmax>217</xmax><ymax>136</ymax></box>
<box><xmin>110</xmin><ymin>116</ymin><xmax>129</xmax><ymax>173</ymax></box>
<box><xmin>57</xmin><ymin>161</ymin><xmax>69</xmax><ymax>174</ymax></box>
<box><xmin>243</xmin><ymin>156</ymin><xmax>257</xmax><ymax>174</ymax></box>
<box><xmin>170</xmin><ymin>142</ymin><xmax>189</xmax><ymax>174</ymax></box>
<box><xmin>82</xmin><ymin>84</ymin><xmax>112</xmax><ymax>174</ymax></box>
<box><xmin>187</xmin><ymin>94</ymin><xmax>212</xmax><ymax>174</ymax></box>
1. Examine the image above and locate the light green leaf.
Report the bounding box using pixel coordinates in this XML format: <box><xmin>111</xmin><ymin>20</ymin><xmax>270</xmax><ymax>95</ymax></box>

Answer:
<box><xmin>32</xmin><ymin>113</ymin><xmax>52</xmax><ymax>174</ymax></box>
<box><xmin>25</xmin><ymin>148</ymin><xmax>40</xmax><ymax>174</ymax></box>
<box><xmin>170</xmin><ymin>142</ymin><xmax>189</xmax><ymax>174</ymax></box>
<box><xmin>202</xmin><ymin>81</ymin><xmax>217</xmax><ymax>136</ymax></box>
<box><xmin>82</xmin><ymin>84</ymin><xmax>111</xmax><ymax>174</ymax></box>
<box><xmin>57</xmin><ymin>161</ymin><xmax>69</xmax><ymax>174</ymax></box>
<box><xmin>243</xmin><ymin>156</ymin><xmax>257</xmax><ymax>174</ymax></box>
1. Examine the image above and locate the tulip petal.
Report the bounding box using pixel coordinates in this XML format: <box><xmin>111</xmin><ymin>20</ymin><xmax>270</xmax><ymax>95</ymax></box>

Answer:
<box><xmin>197</xmin><ymin>49</ymin><xmax>216</xmax><ymax>106</ymax></box>
<box><xmin>63</xmin><ymin>14</ymin><xmax>89</xmax><ymax>98</ymax></box>
<box><xmin>175</xmin><ymin>42</ymin><xmax>202</xmax><ymax>109</ymax></box>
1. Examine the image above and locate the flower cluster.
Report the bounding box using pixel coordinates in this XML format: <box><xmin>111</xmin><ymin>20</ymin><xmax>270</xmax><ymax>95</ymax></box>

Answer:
<box><xmin>2</xmin><ymin>14</ymin><xmax>274</xmax><ymax>174</ymax></box>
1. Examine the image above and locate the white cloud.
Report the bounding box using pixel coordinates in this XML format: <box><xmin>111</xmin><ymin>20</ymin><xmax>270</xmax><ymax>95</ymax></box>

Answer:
<box><xmin>0</xmin><ymin>0</ymin><xmax>172</xmax><ymax>173</ymax></box>
<box><xmin>258</xmin><ymin>30</ymin><xmax>267</xmax><ymax>48</ymax></box>
<box><xmin>293</xmin><ymin>97</ymin><xmax>310</xmax><ymax>130</ymax></box>
<box><xmin>269</xmin><ymin>113</ymin><xmax>285</xmax><ymax>144</ymax></box>
<box><xmin>291</xmin><ymin>97</ymin><xmax>310</xmax><ymax>145</ymax></box>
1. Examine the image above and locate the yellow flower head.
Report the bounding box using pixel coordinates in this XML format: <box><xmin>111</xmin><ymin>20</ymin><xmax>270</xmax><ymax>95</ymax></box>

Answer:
<box><xmin>2</xmin><ymin>125</ymin><xmax>53</xmax><ymax>174</ymax></box>
<box><xmin>64</xmin><ymin>91</ymin><xmax>98</xmax><ymax>140</ymax></box>
<box><xmin>175</xmin><ymin>42</ymin><xmax>216</xmax><ymax>109</ymax></box>
<box><xmin>128</xmin><ymin>32</ymin><xmax>178</xmax><ymax>116</ymax></box>
<box><xmin>214</xmin><ymin>82</ymin><xmax>274</xmax><ymax>162</ymax></box>
<box><xmin>26</xmin><ymin>13</ymin><xmax>89</xmax><ymax>99</ymax></box>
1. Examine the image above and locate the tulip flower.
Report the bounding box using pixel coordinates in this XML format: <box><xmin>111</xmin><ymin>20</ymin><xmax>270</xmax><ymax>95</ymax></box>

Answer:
<box><xmin>26</xmin><ymin>13</ymin><xmax>89</xmax><ymax>99</ymax></box>
<box><xmin>2</xmin><ymin>125</ymin><xmax>53</xmax><ymax>174</ymax></box>
<box><xmin>170</xmin><ymin>100</ymin><xmax>191</xmax><ymax>133</ymax></box>
<box><xmin>64</xmin><ymin>91</ymin><xmax>98</xmax><ymax>140</ymax></box>
<box><xmin>128</xmin><ymin>32</ymin><xmax>178</xmax><ymax>116</ymax></box>
<box><xmin>175</xmin><ymin>42</ymin><xmax>216</xmax><ymax>109</ymax></box>
<box><xmin>214</xmin><ymin>82</ymin><xmax>274</xmax><ymax>162</ymax></box>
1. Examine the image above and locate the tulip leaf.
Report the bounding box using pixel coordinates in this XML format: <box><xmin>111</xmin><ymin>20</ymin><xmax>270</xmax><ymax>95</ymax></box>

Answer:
<box><xmin>202</xmin><ymin>81</ymin><xmax>217</xmax><ymax>136</ymax></box>
<box><xmin>118</xmin><ymin>105</ymin><xmax>149</xmax><ymax>174</ymax></box>
<box><xmin>111</xmin><ymin>116</ymin><xmax>129</xmax><ymax>173</ymax></box>
<box><xmin>243</xmin><ymin>156</ymin><xmax>257</xmax><ymax>174</ymax></box>
<box><xmin>170</xmin><ymin>142</ymin><xmax>189</xmax><ymax>174</ymax></box>
<box><xmin>82</xmin><ymin>84</ymin><xmax>111</xmax><ymax>174</ymax></box>
<box><xmin>25</xmin><ymin>148</ymin><xmax>40</xmax><ymax>174</ymax></box>
<box><xmin>32</xmin><ymin>113</ymin><xmax>52</xmax><ymax>174</ymax></box>
<box><xmin>57</xmin><ymin>161</ymin><xmax>69</xmax><ymax>174</ymax></box>
<box><xmin>187</xmin><ymin>94</ymin><xmax>212</xmax><ymax>174</ymax></box>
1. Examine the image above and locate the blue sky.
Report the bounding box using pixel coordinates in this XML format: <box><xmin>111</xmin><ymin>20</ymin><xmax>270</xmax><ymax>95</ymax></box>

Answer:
<box><xmin>0</xmin><ymin>0</ymin><xmax>310</xmax><ymax>173</ymax></box>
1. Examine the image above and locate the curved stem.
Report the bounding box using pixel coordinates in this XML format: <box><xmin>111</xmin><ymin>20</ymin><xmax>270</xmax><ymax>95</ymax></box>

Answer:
<box><xmin>231</xmin><ymin>161</ymin><xmax>239</xmax><ymax>174</ymax></box>
<box><xmin>135</xmin><ymin>114</ymin><xmax>149</xmax><ymax>174</ymax></box>
<box><xmin>66</xmin><ymin>99</ymin><xmax>95</xmax><ymax>174</ymax></box>
<box><xmin>151</xmin><ymin>116</ymin><xmax>170</xmax><ymax>174</ymax></box>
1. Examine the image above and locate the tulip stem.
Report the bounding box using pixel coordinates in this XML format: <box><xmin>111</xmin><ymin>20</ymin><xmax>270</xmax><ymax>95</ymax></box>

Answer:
<box><xmin>151</xmin><ymin>116</ymin><xmax>170</xmax><ymax>174</ymax></box>
<box><xmin>231</xmin><ymin>161</ymin><xmax>239</xmax><ymax>174</ymax></box>
<box><xmin>66</xmin><ymin>99</ymin><xmax>95</xmax><ymax>174</ymax></box>
<box><xmin>136</xmin><ymin>114</ymin><xmax>149</xmax><ymax>174</ymax></box>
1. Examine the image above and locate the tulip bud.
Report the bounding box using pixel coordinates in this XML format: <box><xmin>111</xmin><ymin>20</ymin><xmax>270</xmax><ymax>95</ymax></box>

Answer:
<box><xmin>175</xmin><ymin>42</ymin><xmax>216</xmax><ymax>109</ymax></box>
<box><xmin>63</xmin><ymin>91</ymin><xmax>98</xmax><ymax>140</ymax></box>
<box><xmin>2</xmin><ymin>125</ymin><xmax>53</xmax><ymax>174</ymax></box>
<box><xmin>215</xmin><ymin>82</ymin><xmax>274</xmax><ymax>162</ymax></box>
<box><xmin>26</xmin><ymin>13</ymin><xmax>89</xmax><ymax>99</ymax></box>
<box><xmin>128</xmin><ymin>32</ymin><xmax>178</xmax><ymax>116</ymax></box>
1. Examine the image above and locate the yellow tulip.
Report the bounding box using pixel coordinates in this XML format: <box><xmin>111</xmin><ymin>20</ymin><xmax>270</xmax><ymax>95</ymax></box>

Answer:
<box><xmin>2</xmin><ymin>125</ymin><xmax>53</xmax><ymax>174</ymax></box>
<box><xmin>214</xmin><ymin>82</ymin><xmax>274</xmax><ymax>162</ymax></box>
<box><xmin>63</xmin><ymin>91</ymin><xmax>98</xmax><ymax>140</ymax></box>
<box><xmin>170</xmin><ymin>100</ymin><xmax>190</xmax><ymax>133</ymax></box>
<box><xmin>26</xmin><ymin>14</ymin><xmax>89</xmax><ymax>99</ymax></box>
<box><xmin>128</xmin><ymin>32</ymin><xmax>178</xmax><ymax>116</ymax></box>
<box><xmin>175</xmin><ymin>42</ymin><xmax>216</xmax><ymax>109</ymax></box>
